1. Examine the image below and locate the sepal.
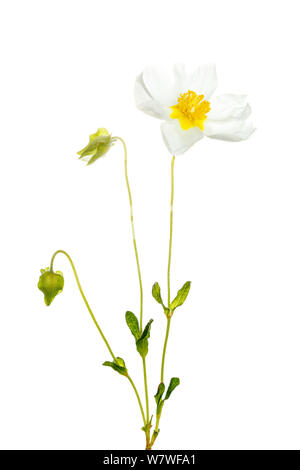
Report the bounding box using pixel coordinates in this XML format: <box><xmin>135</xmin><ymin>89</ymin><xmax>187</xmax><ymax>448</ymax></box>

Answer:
<box><xmin>77</xmin><ymin>128</ymin><xmax>116</xmax><ymax>165</ymax></box>
<box><xmin>38</xmin><ymin>268</ymin><xmax>64</xmax><ymax>306</ymax></box>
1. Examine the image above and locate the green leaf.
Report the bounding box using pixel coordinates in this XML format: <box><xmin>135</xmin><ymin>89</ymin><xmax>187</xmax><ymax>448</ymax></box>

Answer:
<box><xmin>152</xmin><ymin>282</ymin><xmax>168</xmax><ymax>313</ymax></box>
<box><xmin>152</xmin><ymin>282</ymin><xmax>163</xmax><ymax>305</ymax></box>
<box><xmin>157</xmin><ymin>399</ymin><xmax>164</xmax><ymax>416</ymax></box>
<box><xmin>165</xmin><ymin>377</ymin><xmax>180</xmax><ymax>400</ymax></box>
<box><xmin>136</xmin><ymin>337</ymin><xmax>149</xmax><ymax>358</ymax></box>
<box><xmin>125</xmin><ymin>312</ymin><xmax>154</xmax><ymax>359</ymax></box>
<box><xmin>136</xmin><ymin>319</ymin><xmax>153</xmax><ymax>358</ymax></box>
<box><xmin>115</xmin><ymin>357</ymin><xmax>126</xmax><ymax>367</ymax></box>
<box><xmin>103</xmin><ymin>357</ymin><xmax>127</xmax><ymax>376</ymax></box>
<box><xmin>125</xmin><ymin>311</ymin><xmax>140</xmax><ymax>341</ymax></box>
<box><xmin>139</xmin><ymin>319</ymin><xmax>153</xmax><ymax>341</ymax></box>
<box><xmin>154</xmin><ymin>383</ymin><xmax>165</xmax><ymax>405</ymax></box>
<box><xmin>170</xmin><ymin>282</ymin><xmax>191</xmax><ymax>311</ymax></box>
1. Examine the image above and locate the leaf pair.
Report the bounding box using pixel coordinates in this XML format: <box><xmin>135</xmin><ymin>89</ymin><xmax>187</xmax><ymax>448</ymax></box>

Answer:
<box><xmin>152</xmin><ymin>281</ymin><xmax>191</xmax><ymax>316</ymax></box>
<box><xmin>126</xmin><ymin>312</ymin><xmax>153</xmax><ymax>359</ymax></box>
<box><xmin>154</xmin><ymin>377</ymin><xmax>180</xmax><ymax>416</ymax></box>
<box><xmin>141</xmin><ymin>416</ymin><xmax>153</xmax><ymax>434</ymax></box>
<box><xmin>103</xmin><ymin>356</ymin><xmax>127</xmax><ymax>376</ymax></box>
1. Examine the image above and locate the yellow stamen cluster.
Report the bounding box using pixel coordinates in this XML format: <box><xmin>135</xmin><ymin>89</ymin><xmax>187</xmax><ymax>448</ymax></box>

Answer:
<box><xmin>177</xmin><ymin>90</ymin><xmax>210</xmax><ymax>120</ymax></box>
<box><xmin>170</xmin><ymin>90</ymin><xmax>211</xmax><ymax>131</ymax></box>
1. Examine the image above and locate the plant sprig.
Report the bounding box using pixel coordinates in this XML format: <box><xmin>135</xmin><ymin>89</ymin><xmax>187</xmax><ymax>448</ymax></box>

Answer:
<box><xmin>38</xmin><ymin>133</ymin><xmax>191</xmax><ymax>450</ymax></box>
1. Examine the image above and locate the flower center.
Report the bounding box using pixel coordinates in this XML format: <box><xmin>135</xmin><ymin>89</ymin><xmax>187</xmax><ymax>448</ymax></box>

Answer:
<box><xmin>170</xmin><ymin>90</ymin><xmax>210</xmax><ymax>131</ymax></box>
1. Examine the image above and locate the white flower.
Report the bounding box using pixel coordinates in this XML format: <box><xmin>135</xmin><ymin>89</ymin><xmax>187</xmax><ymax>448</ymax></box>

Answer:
<box><xmin>134</xmin><ymin>64</ymin><xmax>254</xmax><ymax>155</ymax></box>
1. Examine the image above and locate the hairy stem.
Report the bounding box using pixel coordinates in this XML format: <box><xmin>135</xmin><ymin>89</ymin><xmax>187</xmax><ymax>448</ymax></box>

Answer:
<box><xmin>150</xmin><ymin>156</ymin><xmax>176</xmax><ymax>449</ymax></box>
<box><xmin>161</xmin><ymin>156</ymin><xmax>175</xmax><ymax>383</ymax></box>
<box><xmin>143</xmin><ymin>357</ymin><xmax>150</xmax><ymax>423</ymax></box>
<box><xmin>160</xmin><ymin>317</ymin><xmax>171</xmax><ymax>383</ymax></box>
<box><xmin>127</xmin><ymin>375</ymin><xmax>146</xmax><ymax>427</ymax></box>
<box><xmin>50</xmin><ymin>249</ymin><xmax>146</xmax><ymax>427</ymax></box>
<box><xmin>115</xmin><ymin>137</ymin><xmax>144</xmax><ymax>330</ymax></box>
<box><xmin>115</xmin><ymin>137</ymin><xmax>150</xmax><ymax>436</ymax></box>
<box><xmin>167</xmin><ymin>156</ymin><xmax>175</xmax><ymax>307</ymax></box>
<box><xmin>50</xmin><ymin>249</ymin><xmax>116</xmax><ymax>362</ymax></box>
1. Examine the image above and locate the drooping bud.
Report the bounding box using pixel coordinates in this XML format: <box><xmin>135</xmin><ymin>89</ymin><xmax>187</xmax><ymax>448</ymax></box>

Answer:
<box><xmin>38</xmin><ymin>268</ymin><xmax>64</xmax><ymax>306</ymax></box>
<box><xmin>77</xmin><ymin>128</ymin><xmax>116</xmax><ymax>165</ymax></box>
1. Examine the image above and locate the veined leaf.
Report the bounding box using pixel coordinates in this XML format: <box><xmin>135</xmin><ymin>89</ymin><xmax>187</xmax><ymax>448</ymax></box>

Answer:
<box><xmin>154</xmin><ymin>383</ymin><xmax>165</xmax><ymax>406</ymax></box>
<box><xmin>139</xmin><ymin>319</ymin><xmax>153</xmax><ymax>341</ymax></box>
<box><xmin>152</xmin><ymin>282</ymin><xmax>168</xmax><ymax>313</ymax></box>
<box><xmin>103</xmin><ymin>357</ymin><xmax>127</xmax><ymax>376</ymax></box>
<box><xmin>152</xmin><ymin>282</ymin><xmax>164</xmax><ymax>305</ymax></box>
<box><xmin>115</xmin><ymin>357</ymin><xmax>126</xmax><ymax>367</ymax></box>
<box><xmin>136</xmin><ymin>319</ymin><xmax>153</xmax><ymax>358</ymax></box>
<box><xmin>125</xmin><ymin>311</ymin><xmax>140</xmax><ymax>341</ymax></box>
<box><xmin>157</xmin><ymin>400</ymin><xmax>164</xmax><ymax>416</ymax></box>
<box><xmin>170</xmin><ymin>282</ymin><xmax>191</xmax><ymax>311</ymax></box>
<box><xmin>165</xmin><ymin>377</ymin><xmax>180</xmax><ymax>400</ymax></box>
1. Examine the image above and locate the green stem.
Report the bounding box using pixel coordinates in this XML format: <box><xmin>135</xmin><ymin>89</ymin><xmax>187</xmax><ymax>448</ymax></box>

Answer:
<box><xmin>150</xmin><ymin>156</ymin><xmax>176</xmax><ymax>449</ymax></box>
<box><xmin>160</xmin><ymin>155</ymin><xmax>175</xmax><ymax>384</ymax></box>
<box><xmin>115</xmin><ymin>137</ymin><xmax>144</xmax><ymax>330</ymax></box>
<box><xmin>115</xmin><ymin>137</ymin><xmax>150</xmax><ymax>431</ymax></box>
<box><xmin>143</xmin><ymin>357</ymin><xmax>150</xmax><ymax>423</ymax></box>
<box><xmin>50</xmin><ymin>250</ymin><xmax>116</xmax><ymax>362</ymax></box>
<box><xmin>160</xmin><ymin>317</ymin><xmax>171</xmax><ymax>383</ymax></box>
<box><xmin>50</xmin><ymin>249</ymin><xmax>146</xmax><ymax>427</ymax></box>
<box><xmin>149</xmin><ymin>406</ymin><xmax>164</xmax><ymax>449</ymax></box>
<box><xmin>167</xmin><ymin>156</ymin><xmax>175</xmax><ymax>307</ymax></box>
<box><xmin>127</xmin><ymin>375</ymin><xmax>146</xmax><ymax>426</ymax></box>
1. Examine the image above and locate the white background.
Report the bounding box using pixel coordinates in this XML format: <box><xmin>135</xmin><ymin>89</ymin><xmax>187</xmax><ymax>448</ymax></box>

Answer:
<box><xmin>0</xmin><ymin>0</ymin><xmax>300</xmax><ymax>450</ymax></box>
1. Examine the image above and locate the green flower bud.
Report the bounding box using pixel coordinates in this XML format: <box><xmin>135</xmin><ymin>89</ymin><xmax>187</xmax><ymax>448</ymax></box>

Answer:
<box><xmin>77</xmin><ymin>128</ymin><xmax>116</xmax><ymax>165</ymax></box>
<box><xmin>38</xmin><ymin>268</ymin><xmax>64</xmax><ymax>306</ymax></box>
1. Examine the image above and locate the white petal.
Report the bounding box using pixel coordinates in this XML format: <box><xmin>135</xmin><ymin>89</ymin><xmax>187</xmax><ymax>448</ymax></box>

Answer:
<box><xmin>208</xmin><ymin>94</ymin><xmax>251</xmax><ymax>120</ymax></box>
<box><xmin>172</xmin><ymin>64</ymin><xmax>188</xmax><ymax>96</ymax></box>
<box><xmin>185</xmin><ymin>64</ymin><xmax>217</xmax><ymax>99</ymax></box>
<box><xmin>204</xmin><ymin>118</ymin><xmax>255</xmax><ymax>141</ymax></box>
<box><xmin>134</xmin><ymin>73</ymin><xmax>168</xmax><ymax>119</ymax></box>
<box><xmin>142</xmin><ymin>64</ymin><xmax>184</xmax><ymax>108</ymax></box>
<box><xmin>161</xmin><ymin>120</ymin><xmax>203</xmax><ymax>155</ymax></box>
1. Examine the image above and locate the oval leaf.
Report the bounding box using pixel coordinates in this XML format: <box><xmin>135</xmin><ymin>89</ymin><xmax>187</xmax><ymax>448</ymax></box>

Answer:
<box><xmin>170</xmin><ymin>282</ymin><xmax>191</xmax><ymax>311</ymax></box>
<box><xmin>154</xmin><ymin>383</ymin><xmax>165</xmax><ymax>405</ymax></box>
<box><xmin>125</xmin><ymin>311</ymin><xmax>140</xmax><ymax>341</ymax></box>
<box><xmin>165</xmin><ymin>377</ymin><xmax>180</xmax><ymax>400</ymax></box>
<box><xmin>139</xmin><ymin>319</ymin><xmax>153</xmax><ymax>341</ymax></box>
<box><xmin>136</xmin><ymin>319</ymin><xmax>153</xmax><ymax>358</ymax></box>
<box><xmin>152</xmin><ymin>282</ymin><xmax>164</xmax><ymax>306</ymax></box>
<box><xmin>103</xmin><ymin>358</ymin><xmax>127</xmax><ymax>376</ymax></box>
